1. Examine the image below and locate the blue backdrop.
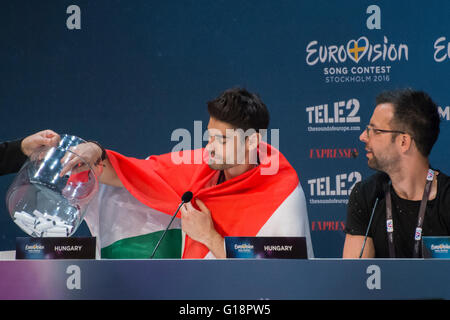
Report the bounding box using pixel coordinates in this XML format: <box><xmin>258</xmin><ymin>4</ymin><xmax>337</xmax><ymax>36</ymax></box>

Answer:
<box><xmin>1</xmin><ymin>0</ymin><xmax>449</xmax><ymax>257</ymax></box>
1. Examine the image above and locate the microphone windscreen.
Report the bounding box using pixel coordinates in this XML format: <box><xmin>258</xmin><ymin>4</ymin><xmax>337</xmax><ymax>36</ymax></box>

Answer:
<box><xmin>181</xmin><ymin>191</ymin><xmax>193</xmax><ymax>203</ymax></box>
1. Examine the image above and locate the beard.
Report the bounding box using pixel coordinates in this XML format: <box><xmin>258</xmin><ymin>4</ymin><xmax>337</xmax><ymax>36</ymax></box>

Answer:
<box><xmin>367</xmin><ymin>155</ymin><xmax>382</xmax><ymax>170</ymax></box>
<box><xmin>367</xmin><ymin>151</ymin><xmax>398</xmax><ymax>173</ymax></box>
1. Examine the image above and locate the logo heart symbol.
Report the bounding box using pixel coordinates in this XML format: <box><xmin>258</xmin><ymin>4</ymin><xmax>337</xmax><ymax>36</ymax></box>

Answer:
<box><xmin>347</xmin><ymin>37</ymin><xmax>369</xmax><ymax>63</ymax></box>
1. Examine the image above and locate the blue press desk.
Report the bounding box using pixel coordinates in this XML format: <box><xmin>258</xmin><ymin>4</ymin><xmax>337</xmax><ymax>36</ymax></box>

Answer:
<box><xmin>0</xmin><ymin>259</ymin><xmax>449</xmax><ymax>300</ymax></box>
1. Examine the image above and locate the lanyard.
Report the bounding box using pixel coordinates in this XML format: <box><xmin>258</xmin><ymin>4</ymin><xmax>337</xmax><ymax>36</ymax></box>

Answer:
<box><xmin>385</xmin><ymin>169</ymin><xmax>435</xmax><ymax>258</ymax></box>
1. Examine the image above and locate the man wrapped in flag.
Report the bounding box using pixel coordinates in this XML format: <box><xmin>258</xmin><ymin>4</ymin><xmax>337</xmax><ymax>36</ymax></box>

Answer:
<box><xmin>67</xmin><ymin>88</ymin><xmax>314</xmax><ymax>259</ymax></box>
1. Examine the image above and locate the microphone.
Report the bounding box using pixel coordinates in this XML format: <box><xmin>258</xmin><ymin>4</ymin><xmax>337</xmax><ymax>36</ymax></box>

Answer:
<box><xmin>359</xmin><ymin>197</ymin><xmax>379</xmax><ymax>258</ymax></box>
<box><xmin>150</xmin><ymin>191</ymin><xmax>193</xmax><ymax>259</ymax></box>
<box><xmin>181</xmin><ymin>191</ymin><xmax>193</xmax><ymax>203</ymax></box>
<box><xmin>359</xmin><ymin>179</ymin><xmax>386</xmax><ymax>258</ymax></box>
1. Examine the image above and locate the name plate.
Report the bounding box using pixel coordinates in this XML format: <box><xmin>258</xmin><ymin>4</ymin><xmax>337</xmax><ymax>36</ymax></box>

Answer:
<box><xmin>422</xmin><ymin>236</ymin><xmax>450</xmax><ymax>258</ymax></box>
<box><xmin>225</xmin><ymin>236</ymin><xmax>307</xmax><ymax>259</ymax></box>
<box><xmin>16</xmin><ymin>237</ymin><xmax>96</xmax><ymax>259</ymax></box>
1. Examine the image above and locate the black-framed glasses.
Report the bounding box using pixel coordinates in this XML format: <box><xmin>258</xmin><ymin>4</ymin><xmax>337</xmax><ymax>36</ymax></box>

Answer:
<box><xmin>365</xmin><ymin>126</ymin><xmax>406</xmax><ymax>138</ymax></box>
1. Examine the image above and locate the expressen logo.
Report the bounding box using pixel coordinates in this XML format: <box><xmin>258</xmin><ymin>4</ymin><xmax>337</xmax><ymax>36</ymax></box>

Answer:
<box><xmin>309</xmin><ymin>148</ymin><xmax>358</xmax><ymax>159</ymax></box>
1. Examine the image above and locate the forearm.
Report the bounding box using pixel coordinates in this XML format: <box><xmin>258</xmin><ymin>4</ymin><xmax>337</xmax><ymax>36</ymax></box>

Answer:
<box><xmin>73</xmin><ymin>142</ymin><xmax>123</xmax><ymax>188</ymax></box>
<box><xmin>204</xmin><ymin>231</ymin><xmax>226</xmax><ymax>259</ymax></box>
<box><xmin>342</xmin><ymin>234</ymin><xmax>375</xmax><ymax>258</ymax></box>
<box><xmin>98</xmin><ymin>157</ymin><xmax>123</xmax><ymax>188</ymax></box>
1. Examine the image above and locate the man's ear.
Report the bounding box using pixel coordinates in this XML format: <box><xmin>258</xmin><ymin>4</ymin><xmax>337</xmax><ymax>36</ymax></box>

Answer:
<box><xmin>399</xmin><ymin>134</ymin><xmax>413</xmax><ymax>153</ymax></box>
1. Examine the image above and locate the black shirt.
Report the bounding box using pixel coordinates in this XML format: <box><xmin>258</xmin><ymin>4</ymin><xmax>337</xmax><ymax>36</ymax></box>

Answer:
<box><xmin>0</xmin><ymin>140</ymin><xmax>27</xmax><ymax>176</ymax></box>
<box><xmin>344</xmin><ymin>171</ymin><xmax>450</xmax><ymax>258</ymax></box>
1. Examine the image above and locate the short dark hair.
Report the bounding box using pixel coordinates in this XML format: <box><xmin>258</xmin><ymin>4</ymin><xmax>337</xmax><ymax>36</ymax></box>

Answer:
<box><xmin>207</xmin><ymin>88</ymin><xmax>270</xmax><ymax>132</ymax></box>
<box><xmin>376</xmin><ymin>88</ymin><xmax>440</xmax><ymax>157</ymax></box>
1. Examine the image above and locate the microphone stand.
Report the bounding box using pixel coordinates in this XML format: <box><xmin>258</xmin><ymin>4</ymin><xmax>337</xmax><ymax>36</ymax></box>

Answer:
<box><xmin>150</xmin><ymin>191</ymin><xmax>193</xmax><ymax>259</ymax></box>
<box><xmin>359</xmin><ymin>198</ymin><xmax>379</xmax><ymax>258</ymax></box>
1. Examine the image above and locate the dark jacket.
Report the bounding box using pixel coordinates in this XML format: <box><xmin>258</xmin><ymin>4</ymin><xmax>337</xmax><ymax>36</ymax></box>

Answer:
<box><xmin>0</xmin><ymin>140</ymin><xmax>27</xmax><ymax>175</ymax></box>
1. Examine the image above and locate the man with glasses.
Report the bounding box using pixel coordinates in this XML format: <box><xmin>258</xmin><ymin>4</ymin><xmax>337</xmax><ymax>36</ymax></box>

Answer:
<box><xmin>343</xmin><ymin>89</ymin><xmax>450</xmax><ymax>258</ymax></box>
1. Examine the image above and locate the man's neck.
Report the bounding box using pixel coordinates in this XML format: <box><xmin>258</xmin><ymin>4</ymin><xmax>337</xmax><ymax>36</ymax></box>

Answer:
<box><xmin>388</xmin><ymin>158</ymin><xmax>432</xmax><ymax>201</ymax></box>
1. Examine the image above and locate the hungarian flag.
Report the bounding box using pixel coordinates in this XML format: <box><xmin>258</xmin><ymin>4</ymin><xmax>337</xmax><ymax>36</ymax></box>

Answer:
<box><xmin>84</xmin><ymin>143</ymin><xmax>313</xmax><ymax>259</ymax></box>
